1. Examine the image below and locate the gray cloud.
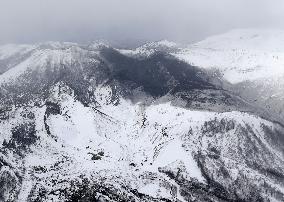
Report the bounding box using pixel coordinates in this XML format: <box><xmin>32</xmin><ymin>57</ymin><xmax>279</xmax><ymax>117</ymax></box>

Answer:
<box><xmin>0</xmin><ymin>0</ymin><xmax>284</xmax><ymax>47</ymax></box>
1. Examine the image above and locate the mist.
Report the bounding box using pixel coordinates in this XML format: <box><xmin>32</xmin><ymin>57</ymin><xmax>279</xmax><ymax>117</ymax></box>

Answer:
<box><xmin>1</xmin><ymin>0</ymin><xmax>284</xmax><ymax>47</ymax></box>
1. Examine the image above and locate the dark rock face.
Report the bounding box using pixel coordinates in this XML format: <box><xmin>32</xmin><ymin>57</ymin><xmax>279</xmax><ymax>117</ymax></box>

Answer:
<box><xmin>0</xmin><ymin>44</ymin><xmax>284</xmax><ymax>202</ymax></box>
<box><xmin>100</xmin><ymin>49</ymin><xmax>216</xmax><ymax>97</ymax></box>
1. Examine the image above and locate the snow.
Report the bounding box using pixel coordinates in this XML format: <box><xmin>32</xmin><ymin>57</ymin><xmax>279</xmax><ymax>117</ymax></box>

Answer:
<box><xmin>2</xmin><ymin>90</ymin><xmax>283</xmax><ymax>200</ymax></box>
<box><xmin>88</xmin><ymin>40</ymin><xmax>110</xmax><ymax>50</ymax></box>
<box><xmin>0</xmin><ymin>43</ymin><xmax>88</xmax><ymax>85</ymax></box>
<box><xmin>138</xmin><ymin>183</ymin><xmax>172</xmax><ymax>199</ymax></box>
<box><xmin>118</xmin><ymin>47</ymin><xmax>155</xmax><ymax>57</ymax></box>
<box><xmin>148</xmin><ymin>40</ymin><xmax>177</xmax><ymax>48</ymax></box>
<box><xmin>118</xmin><ymin>40</ymin><xmax>177</xmax><ymax>57</ymax></box>
<box><xmin>34</xmin><ymin>88</ymin><xmax>214</xmax><ymax>199</ymax></box>
<box><xmin>173</xmin><ymin>29</ymin><xmax>284</xmax><ymax>83</ymax></box>
<box><xmin>151</xmin><ymin>138</ymin><xmax>205</xmax><ymax>182</ymax></box>
<box><xmin>48</xmin><ymin>97</ymin><xmax>100</xmax><ymax>148</ymax></box>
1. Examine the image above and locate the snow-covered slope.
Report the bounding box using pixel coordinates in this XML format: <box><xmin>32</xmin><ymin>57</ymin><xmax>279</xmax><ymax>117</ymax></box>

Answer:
<box><xmin>173</xmin><ymin>29</ymin><xmax>284</xmax><ymax>125</ymax></box>
<box><xmin>174</xmin><ymin>29</ymin><xmax>284</xmax><ymax>83</ymax></box>
<box><xmin>0</xmin><ymin>41</ymin><xmax>284</xmax><ymax>201</ymax></box>
<box><xmin>2</xmin><ymin>82</ymin><xmax>284</xmax><ymax>201</ymax></box>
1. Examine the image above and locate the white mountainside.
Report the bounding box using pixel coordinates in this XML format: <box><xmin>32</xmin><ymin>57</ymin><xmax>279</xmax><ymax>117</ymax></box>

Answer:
<box><xmin>174</xmin><ymin>29</ymin><xmax>284</xmax><ymax>84</ymax></box>
<box><xmin>172</xmin><ymin>29</ymin><xmax>284</xmax><ymax>125</ymax></box>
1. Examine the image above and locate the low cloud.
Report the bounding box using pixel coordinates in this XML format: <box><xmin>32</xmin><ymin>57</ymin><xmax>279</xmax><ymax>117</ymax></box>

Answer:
<box><xmin>0</xmin><ymin>0</ymin><xmax>284</xmax><ymax>46</ymax></box>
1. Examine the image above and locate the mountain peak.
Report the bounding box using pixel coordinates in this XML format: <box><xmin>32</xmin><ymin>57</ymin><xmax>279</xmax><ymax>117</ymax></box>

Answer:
<box><xmin>142</xmin><ymin>40</ymin><xmax>178</xmax><ymax>48</ymax></box>
<box><xmin>88</xmin><ymin>40</ymin><xmax>110</xmax><ymax>50</ymax></box>
<box><xmin>118</xmin><ymin>39</ymin><xmax>178</xmax><ymax>58</ymax></box>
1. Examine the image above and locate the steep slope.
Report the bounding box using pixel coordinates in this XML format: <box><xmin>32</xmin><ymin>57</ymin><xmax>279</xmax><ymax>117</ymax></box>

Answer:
<box><xmin>0</xmin><ymin>42</ymin><xmax>284</xmax><ymax>202</ymax></box>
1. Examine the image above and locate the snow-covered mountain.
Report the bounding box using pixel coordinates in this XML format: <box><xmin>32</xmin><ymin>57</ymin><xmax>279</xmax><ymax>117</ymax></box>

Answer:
<box><xmin>174</xmin><ymin>29</ymin><xmax>284</xmax><ymax>83</ymax></box>
<box><xmin>173</xmin><ymin>29</ymin><xmax>284</xmax><ymax>128</ymax></box>
<box><xmin>0</xmin><ymin>32</ymin><xmax>284</xmax><ymax>202</ymax></box>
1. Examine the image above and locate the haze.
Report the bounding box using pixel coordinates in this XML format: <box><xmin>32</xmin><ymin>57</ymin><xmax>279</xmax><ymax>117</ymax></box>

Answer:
<box><xmin>1</xmin><ymin>0</ymin><xmax>284</xmax><ymax>47</ymax></box>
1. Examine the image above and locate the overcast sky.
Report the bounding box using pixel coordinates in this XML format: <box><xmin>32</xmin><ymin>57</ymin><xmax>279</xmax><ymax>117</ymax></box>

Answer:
<box><xmin>1</xmin><ymin>0</ymin><xmax>284</xmax><ymax>47</ymax></box>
